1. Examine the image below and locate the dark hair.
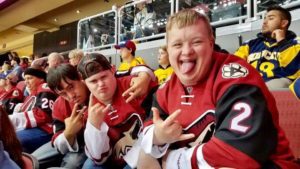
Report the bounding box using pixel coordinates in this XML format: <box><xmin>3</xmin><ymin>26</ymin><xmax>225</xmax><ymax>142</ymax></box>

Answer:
<box><xmin>47</xmin><ymin>63</ymin><xmax>81</xmax><ymax>93</ymax></box>
<box><xmin>12</xmin><ymin>56</ymin><xmax>20</xmax><ymax>64</ymax></box>
<box><xmin>0</xmin><ymin>106</ymin><xmax>24</xmax><ymax>168</ymax></box>
<box><xmin>267</xmin><ymin>5</ymin><xmax>291</xmax><ymax>29</ymax></box>
<box><xmin>130</xmin><ymin>49</ymin><xmax>135</xmax><ymax>57</ymax></box>
<box><xmin>77</xmin><ymin>53</ymin><xmax>112</xmax><ymax>80</ymax></box>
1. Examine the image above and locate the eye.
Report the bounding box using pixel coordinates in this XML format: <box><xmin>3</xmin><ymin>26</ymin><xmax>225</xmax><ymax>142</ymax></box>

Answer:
<box><xmin>193</xmin><ymin>40</ymin><xmax>202</xmax><ymax>45</ymax></box>
<box><xmin>172</xmin><ymin>43</ymin><xmax>182</xmax><ymax>48</ymax></box>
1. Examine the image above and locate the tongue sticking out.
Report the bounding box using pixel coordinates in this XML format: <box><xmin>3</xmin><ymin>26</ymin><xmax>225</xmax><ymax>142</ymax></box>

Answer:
<box><xmin>180</xmin><ymin>62</ymin><xmax>195</xmax><ymax>74</ymax></box>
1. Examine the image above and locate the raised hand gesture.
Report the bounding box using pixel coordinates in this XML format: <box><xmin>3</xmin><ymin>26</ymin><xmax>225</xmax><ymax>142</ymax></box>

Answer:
<box><xmin>122</xmin><ymin>72</ymin><xmax>151</xmax><ymax>103</ymax></box>
<box><xmin>88</xmin><ymin>94</ymin><xmax>110</xmax><ymax>129</ymax></box>
<box><xmin>64</xmin><ymin>103</ymin><xmax>86</xmax><ymax>145</ymax></box>
<box><xmin>152</xmin><ymin>107</ymin><xmax>195</xmax><ymax>145</ymax></box>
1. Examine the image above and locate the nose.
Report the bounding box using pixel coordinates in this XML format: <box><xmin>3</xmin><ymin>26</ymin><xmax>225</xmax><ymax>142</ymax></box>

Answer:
<box><xmin>181</xmin><ymin>43</ymin><xmax>194</xmax><ymax>56</ymax></box>
<box><xmin>67</xmin><ymin>91</ymin><xmax>76</xmax><ymax>101</ymax></box>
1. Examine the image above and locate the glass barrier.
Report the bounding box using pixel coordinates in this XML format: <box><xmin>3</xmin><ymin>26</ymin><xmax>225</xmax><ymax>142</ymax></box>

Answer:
<box><xmin>118</xmin><ymin>0</ymin><xmax>173</xmax><ymax>42</ymax></box>
<box><xmin>77</xmin><ymin>10</ymin><xmax>117</xmax><ymax>51</ymax></box>
<box><xmin>177</xmin><ymin>0</ymin><xmax>248</xmax><ymax>25</ymax></box>
<box><xmin>256</xmin><ymin>0</ymin><xmax>300</xmax><ymax>13</ymax></box>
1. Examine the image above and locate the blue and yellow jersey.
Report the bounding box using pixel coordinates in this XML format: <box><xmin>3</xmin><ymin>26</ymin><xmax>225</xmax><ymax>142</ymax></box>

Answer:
<box><xmin>235</xmin><ymin>31</ymin><xmax>300</xmax><ymax>82</ymax></box>
<box><xmin>118</xmin><ymin>56</ymin><xmax>146</xmax><ymax>71</ymax></box>
<box><xmin>289</xmin><ymin>77</ymin><xmax>300</xmax><ymax>100</ymax></box>
<box><xmin>154</xmin><ymin>65</ymin><xmax>173</xmax><ymax>85</ymax></box>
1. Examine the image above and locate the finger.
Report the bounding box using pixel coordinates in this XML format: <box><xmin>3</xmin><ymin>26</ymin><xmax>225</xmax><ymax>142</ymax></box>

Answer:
<box><xmin>125</xmin><ymin>92</ymin><xmax>136</xmax><ymax>103</ymax></box>
<box><xmin>177</xmin><ymin>133</ymin><xmax>195</xmax><ymax>142</ymax></box>
<box><xmin>152</xmin><ymin>107</ymin><xmax>162</xmax><ymax>124</ymax></box>
<box><xmin>77</xmin><ymin>106</ymin><xmax>87</xmax><ymax>114</ymax></box>
<box><xmin>164</xmin><ymin>109</ymin><xmax>181</xmax><ymax>126</ymax></box>
<box><xmin>122</xmin><ymin>86</ymin><xmax>135</xmax><ymax>97</ymax></box>
<box><xmin>71</xmin><ymin>103</ymin><xmax>80</xmax><ymax>118</ymax></box>
<box><xmin>102</xmin><ymin>104</ymin><xmax>111</xmax><ymax>114</ymax></box>
<box><xmin>88</xmin><ymin>93</ymin><xmax>94</xmax><ymax>108</ymax></box>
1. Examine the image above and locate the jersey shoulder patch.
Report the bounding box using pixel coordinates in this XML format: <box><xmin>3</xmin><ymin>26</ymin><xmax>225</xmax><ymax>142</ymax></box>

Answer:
<box><xmin>12</xmin><ymin>90</ymin><xmax>19</xmax><ymax>97</ymax></box>
<box><xmin>222</xmin><ymin>63</ymin><xmax>248</xmax><ymax>79</ymax></box>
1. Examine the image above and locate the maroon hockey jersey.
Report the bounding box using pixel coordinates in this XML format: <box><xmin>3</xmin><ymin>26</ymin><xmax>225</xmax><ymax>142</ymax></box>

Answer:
<box><xmin>0</xmin><ymin>86</ymin><xmax>23</xmax><ymax>114</ymax></box>
<box><xmin>85</xmin><ymin>76</ymin><xmax>157</xmax><ymax>168</ymax></box>
<box><xmin>143</xmin><ymin>52</ymin><xmax>298</xmax><ymax>169</ymax></box>
<box><xmin>51</xmin><ymin>96</ymin><xmax>87</xmax><ymax>154</ymax></box>
<box><xmin>10</xmin><ymin>83</ymin><xmax>57</xmax><ymax>133</ymax></box>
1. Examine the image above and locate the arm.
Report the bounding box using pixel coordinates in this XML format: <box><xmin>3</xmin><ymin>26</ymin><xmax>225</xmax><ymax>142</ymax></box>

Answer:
<box><xmin>122</xmin><ymin>65</ymin><xmax>157</xmax><ymax>103</ymax></box>
<box><xmin>289</xmin><ymin>77</ymin><xmax>300</xmax><ymax>100</ymax></box>
<box><xmin>52</xmin><ymin>100</ymin><xmax>86</xmax><ymax>154</ymax></box>
<box><xmin>1</xmin><ymin>89</ymin><xmax>23</xmax><ymax>115</ymax></box>
<box><xmin>84</xmin><ymin>94</ymin><xmax>111</xmax><ymax>164</ymax></box>
<box><xmin>9</xmin><ymin>89</ymin><xmax>57</xmax><ymax>131</ymax></box>
<box><xmin>164</xmin><ymin>85</ymin><xmax>281</xmax><ymax>169</ymax></box>
<box><xmin>234</xmin><ymin>43</ymin><xmax>250</xmax><ymax>60</ymax></box>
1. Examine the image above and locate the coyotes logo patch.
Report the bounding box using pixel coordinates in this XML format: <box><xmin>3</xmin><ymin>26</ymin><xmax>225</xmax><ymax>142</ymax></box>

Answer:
<box><xmin>222</xmin><ymin>63</ymin><xmax>248</xmax><ymax>78</ymax></box>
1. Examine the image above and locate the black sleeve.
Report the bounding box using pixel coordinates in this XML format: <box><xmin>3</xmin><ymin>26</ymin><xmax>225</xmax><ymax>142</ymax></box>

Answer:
<box><xmin>2</xmin><ymin>98</ymin><xmax>22</xmax><ymax>115</ymax></box>
<box><xmin>145</xmin><ymin>92</ymin><xmax>169</xmax><ymax>122</ymax></box>
<box><xmin>35</xmin><ymin>91</ymin><xmax>58</xmax><ymax>116</ymax></box>
<box><xmin>214</xmin><ymin>84</ymin><xmax>277</xmax><ymax>165</ymax></box>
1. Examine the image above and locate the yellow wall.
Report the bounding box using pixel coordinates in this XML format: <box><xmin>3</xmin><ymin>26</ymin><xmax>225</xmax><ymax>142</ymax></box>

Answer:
<box><xmin>13</xmin><ymin>44</ymin><xmax>33</xmax><ymax>57</ymax></box>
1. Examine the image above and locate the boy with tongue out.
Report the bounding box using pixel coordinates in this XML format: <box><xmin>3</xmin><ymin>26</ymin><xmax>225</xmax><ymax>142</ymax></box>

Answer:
<box><xmin>137</xmin><ymin>9</ymin><xmax>298</xmax><ymax>169</ymax></box>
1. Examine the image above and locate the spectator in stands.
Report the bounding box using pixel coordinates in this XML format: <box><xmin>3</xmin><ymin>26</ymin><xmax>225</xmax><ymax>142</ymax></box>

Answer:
<box><xmin>41</xmin><ymin>64</ymin><xmax>90</xmax><ymax>169</ymax></box>
<box><xmin>31</xmin><ymin>56</ymin><xmax>48</xmax><ymax>71</ymax></box>
<box><xmin>290</xmin><ymin>77</ymin><xmax>300</xmax><ymax>100</ymax></box>
<box><xmin>10</xmin><ymin>56</ymin><xmax>23</xmax><ymax>82</ymax></box>
<box><xmin>9</xmin><ymin>66</ymin><xmax>57</xmax><ymax>153</ymax></box>
<box><xmin>115</xmin><ymin>40</ymin><xmax>146</xmax><ymax>72</ymax></box>
<box><xmin>48</xmin><ymin>52</ymin><xmax>65</xmax><ymax>69</ymax></box>
<box><xmin>33</xmin><ymin>61</ymin><xmax>156</xmax><ymax>168</ymax></box>
<box><xmin>0</xmin><ymin>107</ymin><xmax>24</xmax><ymax>168</ymax></box>
<box><xmin>235</xmin><ymin>6</ymin><xmax>300</xmax><ymax>89</ymax></box>
<box><xmin>1</xmin><ymin>61</ymin><xmax>12</xmax><ymax>74</ymax></box>
<box><xmin>137</xmin><ymin>9</ymin><xmax>299</xmax><ymax>169</ymax></box>
<box><xmin>0</xmin><ymin>74</ymin><xmax>7</xmax><ymax>94</ymax></box>
<box><xmin>68</xmin><ymin>49</ymin><xmax>84</xmax><ymax>67</ymax></box>
<box><xmin>20</xmin><ymin>58</ymin><xmax>29</xmax><ymax>70</ymax></box>
<box><xmin>77</xmin><ymin>53</ymin><xmax>157</xmax><ymax>169</ymax></box>
<box><xmin>133</xmin><ymin>1</ymin><xmax>157</xmax><ymax>39</ymax></box>
<box><xmin>0</xmin><ymin>72</ymin><xmax>24</xmax><ymax>115</ymax></box>
<box><xmin>154</xmin><ymin>45</ymin><xmax>173</xmax><ymax>84</ymax></box>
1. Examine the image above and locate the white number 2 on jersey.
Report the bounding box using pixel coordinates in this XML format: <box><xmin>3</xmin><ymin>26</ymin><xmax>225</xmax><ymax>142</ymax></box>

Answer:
<box><xmin>41</xmin><ymin>98</ymin><xmax>54</xmax><ymax>110</ymax></box>
<box><xmin>230</xmin><ymin>102</ymin><xmax>252</xmax><ymax>133</ymax></box>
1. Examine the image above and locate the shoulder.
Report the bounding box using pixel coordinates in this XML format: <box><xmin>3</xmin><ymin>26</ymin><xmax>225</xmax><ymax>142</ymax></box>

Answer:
<box><xmin>213</xmin><ymin>52</ymin><xmax>266</xmax><ymax>92</ymax></box>
<box><xmin>37</xmin><ymin>83</ymin><xmax>55</xmax><ymax>93</ymax></box>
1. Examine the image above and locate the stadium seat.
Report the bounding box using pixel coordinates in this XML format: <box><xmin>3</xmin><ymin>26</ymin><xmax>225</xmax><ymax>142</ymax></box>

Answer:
<box><xmin>271</xmin><ymin>89</ymin><xmax>300</xmax><ymax>158</ymax></box>
<box><xmin>22</xmin><ymin>152</ymin><xmax>39</xmax><ymax>169</ymax></box>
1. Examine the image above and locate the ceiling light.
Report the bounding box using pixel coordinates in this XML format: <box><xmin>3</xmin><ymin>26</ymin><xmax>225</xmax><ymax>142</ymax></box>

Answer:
<box><xmin>76</xmin><ymin>10</ymin><xmax>80</xmax><ymax>14</ymax></box>
<box><xmin>54</xmin><ymin>18</ymin><xmax>58</xmax><ymax>22</ymax></box>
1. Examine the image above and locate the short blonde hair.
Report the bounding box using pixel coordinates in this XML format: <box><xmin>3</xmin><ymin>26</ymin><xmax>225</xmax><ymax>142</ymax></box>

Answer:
<box><xmin>159</xmin><ymin>45</ymin><xmax>167</xmax><ymax>53</ymax></box>
<box><xmin>68</xmin><ymin>49</ymin><xmax>84</xmax><ymax>60</ymax></box>
<box><xmin>166</xmin><ymin>9</ymin><xmax>213</xmax><ymax>41</ymax></box>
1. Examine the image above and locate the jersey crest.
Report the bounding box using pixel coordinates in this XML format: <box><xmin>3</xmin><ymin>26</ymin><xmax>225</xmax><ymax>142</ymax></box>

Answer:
<box><xmin>222</xmin><ymin>63</ymin><xmax>248</xmax><ymax>79</ymax></box>
<box><xmin>12</xmin><ymin>90</ymin><xmax>19</xmax><ymax>97</ymax></box>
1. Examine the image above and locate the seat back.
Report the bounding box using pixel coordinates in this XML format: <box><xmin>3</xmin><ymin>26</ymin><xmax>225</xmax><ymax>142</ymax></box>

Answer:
<box><xmin>271</xmin><ymin>89</ymin><xmax>300</xmax><ymax>158</ymax></box>
<box><xmin>22</xmin><ymin>152</ymin><xmax>39</xmax><ymax>169</ymax></box>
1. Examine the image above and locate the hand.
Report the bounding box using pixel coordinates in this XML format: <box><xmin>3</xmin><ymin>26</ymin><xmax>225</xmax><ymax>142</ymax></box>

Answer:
<box><xmin>64</xmin><ymin>103</ymin><xmax>86</xmax><ymax>145</ymax></box>
<box><xmin>122</xmin><ymin>72</ymin><xmax>151</xmax><ymax>103</ymax></box>
<box><xmin>152</xmin><ymin>107</ymin><xmax>195</xmax><ymax>145</ymax></box>
<box><xmin>271</xmin><ymin>29</ymin><xmax>285</xmax><ymax>42</ymax></box>
<box><xmin>88</xmin><ymin>94</ymin><xmax>110</xmax><ymax>129</ymax></box>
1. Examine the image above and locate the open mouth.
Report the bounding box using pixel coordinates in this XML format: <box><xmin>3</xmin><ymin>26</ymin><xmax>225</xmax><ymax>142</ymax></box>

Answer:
<box><xmin>180</xmin><ymin>60</ymin><xmax>196</xmax><ymax>74</ymax></box>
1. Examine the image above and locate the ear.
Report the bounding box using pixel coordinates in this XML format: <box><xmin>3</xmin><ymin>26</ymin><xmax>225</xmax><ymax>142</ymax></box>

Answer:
<box><xmin>281</xmin><ymin>20</ymin><xmax>289</xmax><ymax>29</ymax></box>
